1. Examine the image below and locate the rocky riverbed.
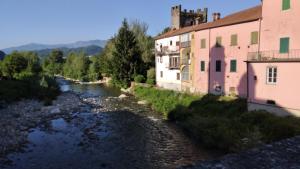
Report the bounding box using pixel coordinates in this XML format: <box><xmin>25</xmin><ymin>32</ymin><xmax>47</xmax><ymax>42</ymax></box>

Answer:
<box><xmin>0</xmin><ymin>80</ymin><xmax>219</xmax><ymax>169</ymax></box>
<box><xmin>0</xmin><ymin>92</ymin><xmax>85</xmax><ymax>165</ymax></box>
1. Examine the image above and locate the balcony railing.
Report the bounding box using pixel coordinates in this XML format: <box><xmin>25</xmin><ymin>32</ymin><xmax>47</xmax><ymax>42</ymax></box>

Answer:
<box><xmin>180</xmin><ymin>41</ymin><xmax>191</xmax><ymax>48</ymax></box>
<box><xmin>248</xmin><ymin>50</ymin><xmax>300</xmax><ymax>61</ymax></box>
<box><xmin>169</xmin><ymin>58</ymin><xmax>180</xmax><ymax>69</ymax></box>
<box><xmin>155</xmin><ymin>46</ymin><xmax>180</xmax><ymax>55</ymax></box>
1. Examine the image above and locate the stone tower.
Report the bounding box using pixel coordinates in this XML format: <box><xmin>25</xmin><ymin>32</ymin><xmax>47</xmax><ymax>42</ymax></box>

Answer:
<box><xmin>171</xmin><ymin>5</ymin><xmax>182</xmax><ymax>30</ymax></box>
<box><xmin>171</xmin><ymin>5</ymin><xmax>208</xmax><ymax>30</ymax></box>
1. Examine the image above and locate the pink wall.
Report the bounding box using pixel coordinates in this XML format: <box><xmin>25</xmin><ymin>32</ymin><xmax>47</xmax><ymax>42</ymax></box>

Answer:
<box><xmin>260</xmin><ymin>0</ymin><xmax>300</xmax><ymax>52</ymax></box>
<box><xmin>248</xmin><ymin>62</ymin><xmax>300</xmax><ymax>111</ymax></box>
<box><xmin>193</xmin><ymin>21</ymin><xmax>260</xmax><ymax>97</ymax></box>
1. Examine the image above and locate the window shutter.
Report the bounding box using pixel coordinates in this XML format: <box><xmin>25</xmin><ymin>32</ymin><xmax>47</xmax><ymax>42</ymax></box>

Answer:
<box><xmin>251</xmin><ymin>32</ymin><xmax>258</xmax><ymax>44</ymax></box>
<box><xmin>201</xmin><ymin>61</ymin><xmax>205</xmax><ymax>72</ymax></box>
<box><xmin>230</xmin><ymin>60</ymin><xmax>237</xmax><ymax>72</ymax></box>
<box><xmin>201</xmin><ymin>39</ymin><xmax>206</xmax><ymax>48</ymax></box>
<box><xmin>231</xmin><ymin>34</ymin><xmax>238</xmax><ymax>46</ymax></box>
<box><xmin>282</xmin><ymin>0</ymin><xmax>290</xmax><ymax>10</ymax></box>
<box><xmin>280</xmin><ymin>37</ymin><xmax>290</xmax><ymax>53</ymax></box>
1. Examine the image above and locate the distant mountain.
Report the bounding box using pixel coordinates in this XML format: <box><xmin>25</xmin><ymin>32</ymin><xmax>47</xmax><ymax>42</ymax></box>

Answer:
<box><xmin>2</xmin><ymin>40</ymin><xmax>107</xmax><ymax>54</ymax></box>
<box><xmin>0</xmin><ymin>50</ymin><xmax>5</xmax><ymax>60</ymax></box>
<box><xmin>34</xmin><ymin>45</ymin><xmax>103</xmax><ymax>59</ymax></box>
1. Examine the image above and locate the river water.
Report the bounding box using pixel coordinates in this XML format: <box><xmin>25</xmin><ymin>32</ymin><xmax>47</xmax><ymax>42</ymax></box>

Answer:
<box><xmin>4</xmin><ymin>79</ymin><xmax>217</xmax><ymax>169</ymax></box>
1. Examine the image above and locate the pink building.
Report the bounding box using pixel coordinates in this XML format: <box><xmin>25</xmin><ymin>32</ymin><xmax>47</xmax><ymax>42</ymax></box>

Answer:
<box><xmin>155</xmin><ymin>0</ymin><xmax>300</xmax><ymax>116</ymax></box>
<box><xmin>248</xmin><ymin>0</ymin><xmax>300</xmax><ymax>116</ymax></box>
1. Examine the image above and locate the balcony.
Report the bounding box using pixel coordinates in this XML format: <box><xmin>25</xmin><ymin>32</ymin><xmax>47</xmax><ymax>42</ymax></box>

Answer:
<box><xmin>181</xmin><ymin>58</ymin><xmax>191</xmax><ymax>65</ymax></box>
<box><xmin>247</xmin><ymin>50</ymin><xmax>300</xmax><ymax>62</ymax></box>
<box><xmin>155</xmin><ymin>46</ymin><xmax>180</xmax><ymax>56</ymax></box>
<box><xmin>180</xmin><ymin>41</ymin><xmax>191</xmax><ymax>48</ymax></box>
<box><xmin>169</xmin><ymin>57</ymin><xmax>180</xmax><ymax>69</ymax></box>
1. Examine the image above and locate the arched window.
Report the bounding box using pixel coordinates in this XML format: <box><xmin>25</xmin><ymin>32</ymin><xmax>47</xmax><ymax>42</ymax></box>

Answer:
<box><xmin>181</xmin><ymin>66</ymin><xmax>189</xmax><ymax>81</ymax></box>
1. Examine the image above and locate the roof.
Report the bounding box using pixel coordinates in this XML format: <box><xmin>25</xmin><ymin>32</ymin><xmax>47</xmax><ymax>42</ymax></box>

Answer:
<box><xmin>155</xmin><ymin>5</ymin><xmax>262</xmax><ymax>40</ymax></box>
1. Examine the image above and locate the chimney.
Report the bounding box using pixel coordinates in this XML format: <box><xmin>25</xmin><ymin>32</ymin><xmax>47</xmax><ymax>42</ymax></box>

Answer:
<box><xmin>212</xmin><ymin>12</ymin><xmax>221</xmax><ymax>21</ymax></box>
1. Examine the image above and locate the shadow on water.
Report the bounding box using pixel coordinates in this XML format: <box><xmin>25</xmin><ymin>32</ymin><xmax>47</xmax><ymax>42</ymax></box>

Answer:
<box><xmin>3</xmin><ymin>79</ymin><xmax>218</xmax><ymax>169</ymax></box>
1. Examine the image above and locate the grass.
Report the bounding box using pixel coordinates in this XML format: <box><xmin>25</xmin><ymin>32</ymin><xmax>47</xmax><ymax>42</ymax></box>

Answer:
<box><xmin>134</xmin><ymin>86</ymin><xmax>300</xmax><ymax>153</ymax></box>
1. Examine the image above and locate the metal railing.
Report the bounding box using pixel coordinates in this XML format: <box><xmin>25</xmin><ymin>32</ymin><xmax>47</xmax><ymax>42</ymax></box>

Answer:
<box><xmin>169</xmin><ymin>57</ymin><xmax>180</xmax><ymax>69</ymax></box>
<box><xmin>248</xmin><ymin>49</ymin><xmax>300</xmax><ymax>61</ymax></box>
<box><xmin>180</xmin><ymin>41</ymin><xmax>191</xmax><ymax>48</ymax></box>
<box><xmin>155</xmin><ymin>46</ymin><xmax>180</xmax><ymax>55</ymax></box>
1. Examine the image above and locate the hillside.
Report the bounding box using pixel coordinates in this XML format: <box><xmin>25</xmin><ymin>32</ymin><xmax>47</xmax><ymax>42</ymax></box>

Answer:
<box><xmin>35</xmin><ymin>45</ymin><xmax>103</xmax><ymax>59</ymax></box>
<box><xmin>0</xmin><ymin>50</ymin><xmax>5</xmax><ymax>60</ymax></box>
<box><xmin>2</xmin><ymin>40</ymin><xmax>107</xmax><ymax>54</ymax></box>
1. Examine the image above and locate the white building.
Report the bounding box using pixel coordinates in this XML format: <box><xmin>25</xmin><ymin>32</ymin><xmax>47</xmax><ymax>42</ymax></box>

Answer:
<box><xmin>155</xmin><ymin>36</ymin><xmax>181</xmax><ymax>91</ymax></box>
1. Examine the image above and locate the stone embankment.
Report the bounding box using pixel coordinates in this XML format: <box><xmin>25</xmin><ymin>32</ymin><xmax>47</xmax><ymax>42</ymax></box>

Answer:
<box><xmin>181</xmin><ymin>136</ymin><xmax>300</xmax><ymax>169</ymax></box>
<box><xmin>0</xmin><ymin>92</ymin><xmax>84</xmax><ymax>163</ymax></box>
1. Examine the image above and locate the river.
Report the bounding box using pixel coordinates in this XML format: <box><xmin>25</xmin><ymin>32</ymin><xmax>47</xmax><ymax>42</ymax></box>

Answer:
<box><xmin>3</xmin><ymin>79</ymin><xmax>218</xmax><ymax>169</ymax></box>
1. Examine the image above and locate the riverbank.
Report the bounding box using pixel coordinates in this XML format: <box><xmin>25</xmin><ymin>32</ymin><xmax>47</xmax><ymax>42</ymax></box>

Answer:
<box><xmin>133</xmin><ymin>86</ymin><xmax>300</xmax><ymax>153</ymax></box>
<box><xmin>0</xmin><ymin>92</ymin><xmax>84</xmax><ymax>164</ymax></box>
<box><xmin>56</xmin><ymin>75</ymin><xmax>111</xmax><ymax>85</ymax></box>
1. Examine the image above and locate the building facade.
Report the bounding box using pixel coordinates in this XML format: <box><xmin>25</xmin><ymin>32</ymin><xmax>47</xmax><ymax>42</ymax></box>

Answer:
<box><xmin>155</xmin><ymin>0</ymin><xmax>300</xmax><ymax>116</ymax></box>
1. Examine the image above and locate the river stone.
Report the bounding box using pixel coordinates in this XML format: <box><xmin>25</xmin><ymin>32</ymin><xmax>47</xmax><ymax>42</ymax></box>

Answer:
<box><xmin>118</xmin><ymin>94</ymin><xmax>128</xmax><ymax>99</ymax></box>
<box><xmin>137</xmin><ymin>100</ymin><xmax>148</xmax><ymax>105</ymax></box>
<box><xmin>50</xmin><ymin>107</ymin><xmax>61</xmax><ymax>114</ymax></box>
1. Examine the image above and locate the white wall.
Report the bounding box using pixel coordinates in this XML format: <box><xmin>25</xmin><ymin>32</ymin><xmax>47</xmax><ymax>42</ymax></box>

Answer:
<box><xmin>155</xmin><ymin>36</ymin><xmax>181</xmax><ymax>91</ymax></box>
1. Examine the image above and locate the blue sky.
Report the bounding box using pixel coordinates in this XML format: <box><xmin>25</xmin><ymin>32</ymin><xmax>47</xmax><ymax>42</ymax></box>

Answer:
<box><xmin>0</xmin><ymin>0</ymin><xmax>261</xmax><ymax>49</ymax></box>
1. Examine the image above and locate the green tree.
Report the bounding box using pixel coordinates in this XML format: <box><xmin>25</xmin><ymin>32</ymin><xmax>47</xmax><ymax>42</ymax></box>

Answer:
<box><xmin>23</xmin><ymin>51</ymin><xmax>42</xmax><ymax>74</ymax></box>
<box><xmin>130</xmin><ymin>20</ymin><xmax>155</xmax><ymax>68</ymax></box>
<box><xmin>43</xmin><ymin>49</ymin><xmax>64</xmax><ymax>75</ymax></box>
<box><xmin>1</xmin><ymin>52</ymin><xmax>28</xmax><ymax>79</ymax></box>
<box><xmin>111</xmin><ymin>19</ymin><xmax>141</xmax><ymax>87</ymax></box>
<box><xmin>98</xmin><ymin>38</ymin><xmax>116</xmax><ymax>76</ymax></box>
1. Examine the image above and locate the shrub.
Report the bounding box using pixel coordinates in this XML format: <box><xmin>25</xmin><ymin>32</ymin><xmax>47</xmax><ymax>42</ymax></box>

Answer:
<box><xmin>146</xmin><ymin>78</ymin><xmax>155</xmax><ymax>85</ymax></box>
<box><xmin>133</xmin><ymin>86</ymin><xmax>300</xmax><ymax>153</ymax></box>
<box><xmin>147</xmin><ymin>68</ymin><xmax>155</xmax><ymax>79</ymax></box>
<box><xmin>134</xmin><ymin>75</ymin><xmax>146</xmax><ymax>83</ymax></box>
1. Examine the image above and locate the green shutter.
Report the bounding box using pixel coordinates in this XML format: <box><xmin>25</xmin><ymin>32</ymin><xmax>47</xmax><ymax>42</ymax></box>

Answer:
<box><xmin>230</xmin><ymin>60</ymin><xmax>237</xmax><ymax>72</ymax></box>
<box><xmin>231</xmin><ymin>34</ymin><xmax>238</xmax><ymax>46</ymax></box>
<box><xmin>280</xmin><ymin>37</ymin><xmax>290</xmax><ymax>53</ymax></box>
<box><xmin>251</xmin><ymin>31</ymin><xmax>258</xmax><ymax>44</ymax></box>
<box><xmin>201</xmin><ymin>39</ymin><xmax>206</xmax><ymax>48</ymax></box>
<box><xmin>201</xmin><ymin>61</ymin><xmax>205</xmax><ymax>71</ymax></box>
<box><xmin>282</xmin><ymin>0</ymin><xmax>290</xmax><ymax>10</ymax></box>
<box><xmin>216</xmin><ymin>37</ymin><xmax>222</xmax><ymax>47</ymax></box>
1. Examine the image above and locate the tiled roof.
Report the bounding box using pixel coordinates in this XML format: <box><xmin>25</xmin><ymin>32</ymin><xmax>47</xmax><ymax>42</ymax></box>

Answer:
<box><xmin>155</xmin><ymin>5</ymin><xmax>262</xmax><ymax>40</ymax></box>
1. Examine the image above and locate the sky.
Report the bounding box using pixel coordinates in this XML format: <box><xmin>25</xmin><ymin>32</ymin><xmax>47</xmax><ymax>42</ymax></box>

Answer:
<box><xmin>0</xmin><ymin>0</ymin><xmax>261</xmax><ymax>49</ymax></box>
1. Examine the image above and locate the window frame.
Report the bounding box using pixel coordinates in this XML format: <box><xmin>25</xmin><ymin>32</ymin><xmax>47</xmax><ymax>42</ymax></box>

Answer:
<box><xmin>266</xmin><ymin>67</ymin><xmax>277</xmax><ymax>85</ymax></box>
<box><xmin>200</xmin><ymin>61</ymin><xmax>205</xmax><ymax>72</ymax></box>
<box><xmin>216</xmin><ymin>60</ymin><xmax>222</xmax><ymax>72</ymax></box>
<box><xmin>176</xmin><ymin>73</ymin><xmax>180</xmax><ymax>80</ymax></box>
<box><xmin>160</xmin><ymin>71</ymin><xmax>163</xmax><ymax>78</ymax></box>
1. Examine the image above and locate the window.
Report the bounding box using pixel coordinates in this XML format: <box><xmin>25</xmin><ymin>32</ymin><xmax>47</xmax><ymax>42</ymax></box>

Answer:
<box><xmin>160</xmin><ymin>71</ymin><xmax>163</xmax><ymax>78</ymax></box>
<box><xmin>230</xmin><ymin>60</ymin><xmax>237</xmax><ymax>72</ymax></box>
<box><xmin>200</xmin><ymin>61</ymin><xmax>205</xmax><ymax>72</ymax></box>
<box><xmin>216</xmin><ymin>60</ymin><xmax>221</xmax><ymax>72</ymax></box>
<box><xmin>251</xmin><ymin>31</ymin><xmax>259</xmax><ymax>44</ymax></box>
<box><xmin>201</xmin><ymin>39</ymin><xmax>206</xmax><ymax>49</ymax></box>
<box><xmin>157</xmin><ymin>57</ymin><xmax>160</xmax><ymax>63</ymax></box>
<box><xmin>216</xmin><ymin>37</ymin><xmax>222</xmax><ymax>47</ymax></box>
<box><xmin>181</xmin><ymin>66</ymin><xmax>190</xmax><ymax>81</ymax></box>
<box><xmin>177</xmin><ymin>73</ymin><xmax>180</xmax><ymax>80</ymax></box>
<box><xmin>280</xmin><ymin>37</ymin><xmax>290</xmax><ymax>53</ymax></box>
<box><xmin>282</xmin><ymin>0</ymin><xmax>290</xmax><ymax>10</ymax></box>
<box><xmin>160</xmin><ymin>57</ymin><xmax>163</xmax><ymax>63</ymax></box>
<box><xmin>267</xmin><ymin>67</ymin><xmax>277</xmax><ymax>84</ymax></box>
<box><xmin>170</xmin><ymin>40</ymin><xmax>173</xmax><ymax>46</ymax></box>
<box><xmin>231</xmin><ymin>34</ymin><xmax>238</xmax><ymax>46</ymax></box>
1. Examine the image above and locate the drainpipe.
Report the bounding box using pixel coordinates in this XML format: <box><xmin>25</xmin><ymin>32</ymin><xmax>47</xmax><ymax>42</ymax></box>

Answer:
<box><xmin>208</xmin><ymin>28</ymin><xmax>211</xmax><ymax>94</ymax></box>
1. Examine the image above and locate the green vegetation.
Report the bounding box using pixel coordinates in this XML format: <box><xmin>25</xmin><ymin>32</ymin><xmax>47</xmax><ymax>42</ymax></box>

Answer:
<box><xmin>134</xmin><ymin>75</ymin><xmax>146</xmax><ymax>83</ymax></box>
<box><xmin>0</xmin><ymin>51</ymin><xmax>60</xmax><ymax>104</ymax></box>
<box><xmin>99</xmin><ymin>19</ymin><xmax>155</xmax><ymax>88</ymax></box>
<box><xmin>134</xmin><ymin>86</ymin><xmax>300</xmax><ymax>153</ymax></box>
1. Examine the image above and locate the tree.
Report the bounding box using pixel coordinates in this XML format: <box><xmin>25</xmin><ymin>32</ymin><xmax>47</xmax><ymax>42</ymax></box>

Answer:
<box><xmin>111</xmin><ymin>19</ymin><xmax>142</xmax><ymax>87</ymax></box>
<box><xmin>43</xmin><ymin>49</ymin><xmax>64</xmax><ymax>75</ymax></box>
<box><xmin>130</xmin><ymin>20</ymin><xmax>155</xmax><ymax>68</ymax></box>
<box><xmin>1</xmin><ymin>52</ymin><xmax>28</xmax><ymax>79</ymax></box>
<box><xmin>98</xmin><ymin>38</ymin><xmax>116</xmax><ymax>76</ymax></box>
<box><xmin>23</xmin><ymin>51</ymin><xmax>42</xmax><ymax>74</ymax></box>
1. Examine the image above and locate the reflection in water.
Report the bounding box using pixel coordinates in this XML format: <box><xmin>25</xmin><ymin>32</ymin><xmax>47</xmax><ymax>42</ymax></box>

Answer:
<box><xmin>4</xmin><ymin>79</ymin><xmax>217</xmax><ymax>169</ymax></box>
